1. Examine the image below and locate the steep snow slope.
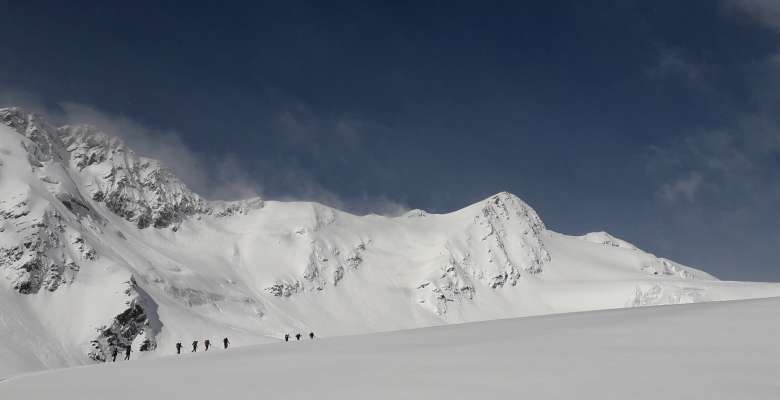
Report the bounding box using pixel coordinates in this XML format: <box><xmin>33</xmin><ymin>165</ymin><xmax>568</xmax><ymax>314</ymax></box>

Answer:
<box><xmin>3</xmin><ymin>297</ymin><xmax>779</xmax><ymax>400</ymax></box>
<box><xmin>2</xmin><ymin>107</ymin><xmax>780</xmax><ymax>377</ymax></box>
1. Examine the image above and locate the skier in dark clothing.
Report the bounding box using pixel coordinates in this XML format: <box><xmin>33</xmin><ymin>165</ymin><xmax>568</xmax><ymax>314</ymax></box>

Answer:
<box><xmin>284</xmin><ymin>334</ymin><xmax>290</xmax><ymax>342</ymax></box>
<box><xmin>223</xmin><ymin>337</ymin><xmax>229</xmax><ymax>349</ymax></box>
<box><xmin>111</xmin><ymin>348</ymin><xmax>118</xmax><ymax>362</ymax></box>
<box><xmin>124</xmin><ymin>346</ymin><xmax>131</xmax><ymax>361</ymax></box>
<box><xmin>176</xmin><ymin>342</ymin><xmax>182</xmax><ymax>354</ymax></box>
<box><xmin>192</xmin><ymin>340</ymin><xmax>198</xmax><ymax>352</ymax></box>
<box><xmin>204</xmin><ymin>339</ymin><xmax>211</xmax><ymax>351</ymax></box>
<box><xmin>309</xmin><ymin>332</ymin><xmax>315</xmax><ymax>340</ymax></box>
<box><xmin>295</xmin><ymin>333</ymin><xmax>302</xmax><ymax>341</ymax></box>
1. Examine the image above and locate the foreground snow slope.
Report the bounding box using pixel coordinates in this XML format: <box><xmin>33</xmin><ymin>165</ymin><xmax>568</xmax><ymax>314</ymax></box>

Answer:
<box><xmin>2</xmin><ymin>106</ymin><xmax>780</xmax><ymax>377</ymax></box>
<box><xmin>3</xmin><ymin>297</ymin><xmax>779</xmax><ymax>400</ymax></box>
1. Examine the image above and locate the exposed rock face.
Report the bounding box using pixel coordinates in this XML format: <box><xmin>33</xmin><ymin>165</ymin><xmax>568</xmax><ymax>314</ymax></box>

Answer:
<box><xmin>0</xmin><ymin>108</ymin><xmax>210</xmax><ymax>230</ymax></box>
<box><xmin>60</xmin><ymin>124</ymin><xmax>208</xmax><ymax>229</ymax></box>
<box><xmin>415</xmin><ymin>257</ymin><xmax>477</xmax><ymax>316</ymax></box>
<box><xmin>472</xmin><ymin>192</ymin><xmax>550</xmax><ymax>285</ymax></box>
<box><xmin>209</xmin><ymin>198</ymin><xmax>265</xmax><ymax>217</ymax></box>
<box><xmin>0</xmin><ymin>202</ymin><xmax>82</xmax><ymax>294</ymax></box>
<box><xmin>0</xmin><ymin>108</ymin><xmax>64</xmax><ymax>166</ymax></box>
<box><xmin>89</xmin><ymin>278</ymin><xmax>161</xmax><ymax>362</ymax></box>
<box><xmin>265</xmin><ymin>240</ymin><xmax>368</xmax><ymax>296</ymax></box>
<box><xmin>414</xmin><ymin>193</ymin><xmax>551</xmax><ymax>315</ymax></box>
<box><xmin>265</xmin><ymin>280</ymin><xmax>303</xmax><ymax>297</ymax></box>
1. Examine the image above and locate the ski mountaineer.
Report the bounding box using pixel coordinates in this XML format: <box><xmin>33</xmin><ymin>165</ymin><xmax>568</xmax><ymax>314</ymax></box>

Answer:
<box><xmin>223</xmin><ymin>337</ymin><xmax>229</xmax><ymax>349</ymax></box>
<box><xmin>176</xmin><ymin>342</ymin><xmax>182</xmax><ymax>354</ymax></box>
<box><xmin>295</xmin><ymin>333</ymin><xmax>302</xmax><ymax>341</ymax></box>
<box><xmin>284</xmin><ymin>334</ymin><xmax>290</xmax><ymax>342</ymax></box>
<box><xmin>111</xmin><ymin>348</ymin><xmax>118</xmax><ymax>362</ymax></box>
<box><xmin>124</xmin><ymin>346</ymin><xmax>131</xmax><ymax>361</ymax></box>
<box><xmin>309</xmin><ymin>332</ymin><xmax>315</xmax><ymax>340</ymax></box>
<box><xmin>192</xmin><ymin>340</ymin><xmax>198</xmax><ymax>352</ymax></box>
<box><xmin>204</xmin><ymin>339</ymin><xmax>211</xmax><ymax>351</ymax></box>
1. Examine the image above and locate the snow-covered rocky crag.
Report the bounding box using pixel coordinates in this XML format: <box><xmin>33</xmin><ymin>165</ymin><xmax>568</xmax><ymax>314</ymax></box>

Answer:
<box><xmin>2</xmin><ymin>106</ymin><xmax>780</xmax><ymax>376</ymax></box>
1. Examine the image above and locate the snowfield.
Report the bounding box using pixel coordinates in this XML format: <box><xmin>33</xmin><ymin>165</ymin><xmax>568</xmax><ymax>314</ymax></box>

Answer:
<box><xmin>2</xmin><ymin>297</ymin><xmax>779</xmax><ymax>400</ymax></box>
<box><xmin>2</xmin><ymin>106</ymin><xmax>780</xmax><ymax>380</ymax></box>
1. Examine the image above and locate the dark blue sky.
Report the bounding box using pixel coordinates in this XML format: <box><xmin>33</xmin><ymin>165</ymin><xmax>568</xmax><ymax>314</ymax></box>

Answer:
<box><xmin>2</xmin><ymin>1</ymin><xmax>780</xmax><ymax>281</ymax></box>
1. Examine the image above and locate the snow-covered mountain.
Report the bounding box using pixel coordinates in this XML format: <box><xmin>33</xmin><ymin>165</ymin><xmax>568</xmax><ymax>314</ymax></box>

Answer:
<box><xmin>2</xmin><ymin>106</ymin><xmax>779</xmax><ymax>376</ymax></box>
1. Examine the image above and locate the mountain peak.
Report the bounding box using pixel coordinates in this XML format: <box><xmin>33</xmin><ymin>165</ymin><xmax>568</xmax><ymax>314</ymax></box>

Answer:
<box><xmin>0</xmin><ymin>107</ymin><xmax>206</xmax><ymax>229</ymax></box>
<box><xmin>59</xmin><ymin>123</ymin><xmax>127</xmax><ymax>151</ymax></box>
<box><xmin>464</xmin><ymin>191</ymin><xmax>547</xmax><ymax>231</ymax></box>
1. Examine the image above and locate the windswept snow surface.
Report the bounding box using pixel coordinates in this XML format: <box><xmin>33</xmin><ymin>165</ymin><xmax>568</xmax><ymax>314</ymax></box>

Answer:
<box><xmin>3</xmin><ymin>297</ymin><xmax>779</xmax><ymax>400</ymax></box>
<box><xmin>2</xmin><ymin>107</ymin><xmax>780</xmax><ymax>377</ymax></box>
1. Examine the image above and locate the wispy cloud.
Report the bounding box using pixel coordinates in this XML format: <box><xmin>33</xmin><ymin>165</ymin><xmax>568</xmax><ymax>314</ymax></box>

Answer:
<box><xmin>646</xmin><ymin>47</ymin><xmax>704</xmax><ymax>82</ymax></box>
<box><xmin>724</xmin><ymin>0</ymin><xmax>780</xmax><ymax>32</ymax></box>
<box><xmin>57</xmin><ymin>103</ymin><xmax>219</xmax><ymax>195</ymax></box>
<box><xmin>264</xmin><ymin>100</ymin><xmax>408</xmax><ymax>214</ymax></box>
<box><xmin>646</xmin><ymin>33</ymin><xmax>780</xmax><ymax>212</ymax></box>
<box><xmin>659</xmin><ymin>172</ymin><xmax>703</xmax><ymax>204</ymax></box>
<box><xmin>274</xmin><ymin>102</ymin><xmax>370</xmax><ymax>155</ymax></box>
<box><xmin>648</xmin><ymin>116</ymin><xmax>780</xmax><ymax>216</ymax></box>
<box><xmin>258</xmin><ymin>165</ymin><xmax>409</xmax><ymax>216</ymax></box>
<box><xmin>0</xmin><ymin>90</ymin><xmax>260</xmax><ymax>201</ymax></box>
<box><xmin>644</xmin><ymin>45</ymin><xmax>716</xmax><ymax>94</ymax></box>
<box><xmin>0</xmin><ymin>89</ymin><xmax>407</xmax><ymax>214</ymax></box>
